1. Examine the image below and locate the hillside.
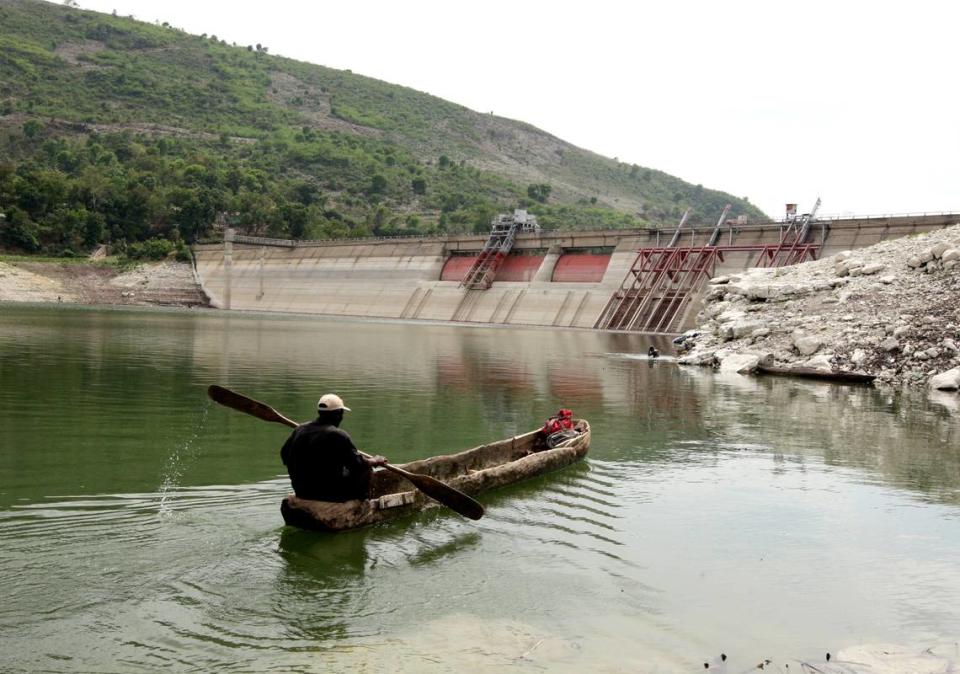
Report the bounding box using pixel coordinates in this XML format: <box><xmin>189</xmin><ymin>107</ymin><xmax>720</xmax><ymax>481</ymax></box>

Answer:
<box><xmin>0</xmin><ymin>0</ymin><xmax>766</xmax><ymax>255</ymax></box>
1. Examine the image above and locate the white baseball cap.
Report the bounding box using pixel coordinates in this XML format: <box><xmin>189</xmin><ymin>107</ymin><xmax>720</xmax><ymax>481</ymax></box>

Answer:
<box><xmin>317</xmin><ymin>393</ymin><xmax>351</xmax><ymax>412</ymax></box>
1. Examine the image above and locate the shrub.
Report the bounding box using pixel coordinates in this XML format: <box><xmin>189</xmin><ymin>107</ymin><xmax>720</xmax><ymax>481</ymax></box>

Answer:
<box><xmin>125</xmin><ymin>237</ymin><xmax>174</xmax><ymax>260</ymax></box>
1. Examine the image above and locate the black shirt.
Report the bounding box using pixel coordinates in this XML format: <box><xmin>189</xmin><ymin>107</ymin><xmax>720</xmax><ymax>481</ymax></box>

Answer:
<box><xmin>280</xmin><ymin>416</ymin><xmax>371</xmax><ymax>502</ymax></box>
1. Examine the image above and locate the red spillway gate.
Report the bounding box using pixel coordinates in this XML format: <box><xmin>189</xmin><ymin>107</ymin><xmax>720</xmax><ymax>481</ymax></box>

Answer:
<box><xmin>443</xmin><ymin>254</ymin><xmax>546</xmax><ymax>283</ymax></box>
<box><xmin>441</xmin><ymin>256</ymin><xmax>476</xmax><ymax>282</ymax></box>
<box><xmin>552</xmin><ymin>253</ymin><xmax>611</xmax><ymax>283</ymax></box>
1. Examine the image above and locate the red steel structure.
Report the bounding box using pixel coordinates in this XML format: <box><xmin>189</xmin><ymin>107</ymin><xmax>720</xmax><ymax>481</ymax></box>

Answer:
<box><xmin>595</xmin><ymin>202</ymin><xmax>822</xmax><ymax>333</ymax></box>
<box><xmin>758</xmin><ymin>198</ymin><xmax>822</xmax><ymax>267</ymax></box>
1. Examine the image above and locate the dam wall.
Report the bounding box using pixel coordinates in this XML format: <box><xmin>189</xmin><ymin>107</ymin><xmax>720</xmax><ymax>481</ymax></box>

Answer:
<box><xmin>193</xmin><ymin>212</ymin><xmax>959</xmax><ymax>332</ymax></box>
<box><xmin>193</xmin><ymin>236</ymin><xmax>634</xmax><ymax>328</ymax></box>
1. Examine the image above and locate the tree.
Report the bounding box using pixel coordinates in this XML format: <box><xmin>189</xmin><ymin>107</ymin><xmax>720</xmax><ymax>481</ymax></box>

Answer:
<box><xmin>368</xmin><ymin>174</ymin><xmax>387</xmax><ymax>195</ymax></box>
<box><xmin>22</xmin><ymin>120</ymin><xmax>43</xmax><ymax>139</ymax></box>
<box><xmin>411</xmin><ymin>177</ymin><xmax>426</xmax><ymax>195</ymax></box>
<box><xmin>1</xmin><ymin>207</ymin><xmax>40</xmax><ymax>251</ymax></box>
<box><xmin>526</xmin><ymin>183</ymin><xmax>551</xmax><ymax>203</ymax></box>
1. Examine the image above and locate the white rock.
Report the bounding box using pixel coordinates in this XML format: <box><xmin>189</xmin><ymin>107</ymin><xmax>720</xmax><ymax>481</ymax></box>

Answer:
<box><xmin>836</xmin><ymin>259</ymin><xmax>863</xmax><ymax>276</ymax></box>
<box><xmin>878</xmin><ymin>275</ymin><xmax>896</xmax><ymax>284</ymax></box>
<box><xmin>860</xmin><ymin>263</ymin><xmax>885</xmax><ymax>275</ymax></box>
<box><xmin>704</xmin><ymin>302</ymin><xmax>731</xmax><ymax>319</ymax></box>
<box><xmin>929</xmin><ymin>367</ymin><xmax>960</xmax><ymax>391</ymax></box>
<box><xmin>677</xmin><ymin>351</ymin><xmax>717</xmax><ymax>366</ymax></box>
<box><xmin>801</xmin><ymin>354</ymin><xmax>834</xmax><ymax>371</ymax></box>
<box><xmin>851</xmin><ymin>348</ymin><xmax>867</xmax><ymax>365</ymax></box>
<box><xmin>942</xmin><ymin>249</ymin><xmax>960</xmax><ymax>263</ymax></box>
<box><xmin>906</xmin><ymin>256</ymin><xmax>923</xmax><ymax>268</ymax></box>
<box><xmin>945</xmin><ymin>260</ymin><xmax>958</xmax><ymax>272</ymax></box>
<box><xmin>717</xmin><ymin>352</ymin><xmax>769</xmax><ymax>375</ymax></box>
<box><xmin>708</xmin><ymin>275</ymin><xmax>732</xmax><ymax>285</ymax></box>
<box><xmin>725</xmin><ymin>280</ymin><xmax>777</xmax><ymax>301</ymax></box>
<box><xmin>716</xmin><ymin>308</ymin><xmax>748</xmax><ymax>324</ymax></box>
<box><xmin>704</xmin><ymin>286</ymin><xmax>726</xmax><ymax>302</ymax></box>
<box><xmin>931</xmin><ymin>242</ymin><xmax>949</xmax><ymax>258</ymax></box>
<box><xmin>919</xmin><ymin>249</ymin><xmax>935</xmax><ymax>263</ymax></box>
<box><xmin>943</xmin><ymin>338</ymin><xmax>958</xmax><ymax>352</ymax></box>
<box><xmin>792</xmin><ymin>331</ymin><xmax>822</xmax><ymax>356</ymax></box>
<box><xmin>880</xmin><ymin>337</ymin><xmax>900</xmax><ymax>351</ymax></box>
<box><xmin>719</xmin><ymin>319</ymin><xmax>764</xmax><ymax>341</ymax></box>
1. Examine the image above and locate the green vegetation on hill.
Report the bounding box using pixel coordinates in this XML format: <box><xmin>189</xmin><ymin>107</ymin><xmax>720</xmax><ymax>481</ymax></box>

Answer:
<box><xmin>0</xmin><ymin>0</ymin><xmax>766</xmax><ymax>255</ymax></box>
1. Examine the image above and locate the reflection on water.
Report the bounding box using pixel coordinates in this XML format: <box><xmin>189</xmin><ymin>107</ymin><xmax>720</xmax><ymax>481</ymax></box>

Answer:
<box><xmin>2</xmin><ymin>305</ymin><xmax>960</xmax><ymax>672</ymax></box>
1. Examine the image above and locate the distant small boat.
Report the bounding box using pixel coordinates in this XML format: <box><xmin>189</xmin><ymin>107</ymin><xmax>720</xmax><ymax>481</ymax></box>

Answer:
<box><xmin>281</xmin><ymin>421</ymin><xmax>591</xmax><ymax>532</ymax></box>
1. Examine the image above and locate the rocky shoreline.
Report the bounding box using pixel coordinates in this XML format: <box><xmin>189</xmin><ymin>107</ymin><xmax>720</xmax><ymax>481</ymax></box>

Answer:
<box><xmin>676</xmin><ymin>224</ymin><xmax>960</xmax><ymax>395</ymax></box>
<box><xmin>0</xmin><ymin>259</ymin><xmax>209</xmax><ymax>308</ymax></box>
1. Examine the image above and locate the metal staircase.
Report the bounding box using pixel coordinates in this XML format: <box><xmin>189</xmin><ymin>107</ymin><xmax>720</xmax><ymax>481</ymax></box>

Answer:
<box><xmin>460</xmin><ymin>210</ymin><xmax>539</xmax><ymax>290</ymax></box>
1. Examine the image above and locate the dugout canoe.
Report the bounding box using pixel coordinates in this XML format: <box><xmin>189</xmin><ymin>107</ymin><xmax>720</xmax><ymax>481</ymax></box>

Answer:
<box><xmin>281</xmin><ymin>420</ymin><xmax>591</xmax><ymax>532</ymax></box>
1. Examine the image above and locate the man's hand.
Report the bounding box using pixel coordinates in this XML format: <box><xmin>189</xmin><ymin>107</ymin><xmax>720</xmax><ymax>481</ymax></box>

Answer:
<box><xmin>365</xmin><ymin>454</ymin><xmax>389</xmax><ymax>467</ymax></box>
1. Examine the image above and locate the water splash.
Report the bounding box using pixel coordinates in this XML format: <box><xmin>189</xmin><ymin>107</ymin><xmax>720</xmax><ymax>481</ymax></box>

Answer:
<box><xmin>157</xmin><ymin>400</ymin><xmax>210</xmax><ymax>516</ymax></box>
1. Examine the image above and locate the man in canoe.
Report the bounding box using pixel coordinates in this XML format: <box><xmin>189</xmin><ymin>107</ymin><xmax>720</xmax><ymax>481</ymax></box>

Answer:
<box><xmin>280</xmin><ymin>393</ymin><xmax>387</xmax><ymax>502</ymax></box>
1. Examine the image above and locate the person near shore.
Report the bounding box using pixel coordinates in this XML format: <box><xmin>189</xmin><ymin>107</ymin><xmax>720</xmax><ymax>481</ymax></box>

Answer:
<box><xmin>280</xmin><ymin>394</ymin><xmax>387</xmax><ymax>502</ymax></box>
<box><xmin>648</xmin><ymin>346</ymin><xmax>659</xmax><ymax>358</ymax></box>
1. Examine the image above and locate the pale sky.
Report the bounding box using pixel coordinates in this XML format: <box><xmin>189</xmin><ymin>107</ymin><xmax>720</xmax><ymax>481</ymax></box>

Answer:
<box><xmin>72</xmin><ymin>0</ymin><xmax>959</xmax><ymax>219</ymax></box>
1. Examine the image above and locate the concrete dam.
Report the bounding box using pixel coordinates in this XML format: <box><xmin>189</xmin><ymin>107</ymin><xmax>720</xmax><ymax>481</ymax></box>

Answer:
<box><xmin>193</xmin><ymin>212</ymin><xmax>959</xmax><ymax>333</ymax></box>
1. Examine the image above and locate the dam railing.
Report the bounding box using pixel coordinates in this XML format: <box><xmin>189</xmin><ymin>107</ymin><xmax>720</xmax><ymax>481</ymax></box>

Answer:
<box><xmin>212</xmin><ymin>210</ymin><xmax>959</xmax><ymax>250</ymax></box>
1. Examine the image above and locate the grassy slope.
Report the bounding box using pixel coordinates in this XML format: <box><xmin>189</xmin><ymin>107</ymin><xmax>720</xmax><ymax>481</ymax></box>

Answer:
<box><xmin>0</xmin><ymin>0</ymin><xmax>765</xmax><ymax>251</ymax></box>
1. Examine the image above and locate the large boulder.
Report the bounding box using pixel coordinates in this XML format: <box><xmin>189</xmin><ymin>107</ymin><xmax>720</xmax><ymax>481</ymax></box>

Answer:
<box><xmin>718</xmin><ymin>319</ymin><xmax>764</xmax><ymax>341</ymax></box>
<box><xmin>880</xmin><ymin>337</ymin><xmax>900</xmax><ymax>352</ymax></box>
<box><xmin>677</xmin><ymin>351</ymin><xmax>718</xmax><ymax>367</ymax></box>
<box><xmin>717</xmin><ymin>352</ymin><xmax>767</xmax><ymax>374</ymax></box>
<box><xmin>929</xmin><ymin>367</ymin><xmax>960</xmax><ymax>391</ymax></box>
<box><xmin>801</xmin><ymin>353</ymin><xmax>835</xmax><ymax>372</ymax></box>
<box><xmin>792</xmin><ymin>331</ymin><xmax>823</xmax><ymax>356</ymax></box>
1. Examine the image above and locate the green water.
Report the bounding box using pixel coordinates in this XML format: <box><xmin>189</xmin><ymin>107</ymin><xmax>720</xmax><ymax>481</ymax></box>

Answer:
<box><xmin>2</xmin><ymin>304</ymin><xmax>959</xmax><ymax>672</ymax></box>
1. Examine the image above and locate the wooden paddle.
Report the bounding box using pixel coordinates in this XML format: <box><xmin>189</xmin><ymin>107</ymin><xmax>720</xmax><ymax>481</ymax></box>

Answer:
<box><xmin>207</xmin><ymin>385</ymin><xmax>484</xmax><ymax>520</ymax></box>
